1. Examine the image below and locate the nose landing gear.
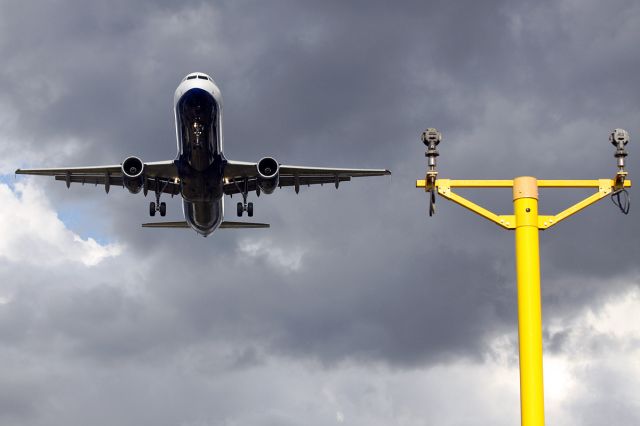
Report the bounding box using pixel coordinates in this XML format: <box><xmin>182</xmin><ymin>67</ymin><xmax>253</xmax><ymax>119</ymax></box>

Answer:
<box><xmin>192</xmin><ymin>121</ymin><xmax>204</xmax><ymax>147</ymax></box>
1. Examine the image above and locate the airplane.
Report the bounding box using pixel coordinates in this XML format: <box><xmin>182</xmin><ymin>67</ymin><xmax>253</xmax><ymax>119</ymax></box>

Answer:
<box><xmin>15</xmin><ymin>72</ymin><xmax>391</xmax><ymax>237</ymax></box>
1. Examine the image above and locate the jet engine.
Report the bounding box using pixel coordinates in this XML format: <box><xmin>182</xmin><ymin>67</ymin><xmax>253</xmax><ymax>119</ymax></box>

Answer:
<box><xmin>121</xmin><ymin>156</ymin><xmax>145</xmax><ymax>194</ymax></box>
<box><xmin>257</xmin><ymin>157</ymin><xmax>279</xmax><ymax>194</ymax></box>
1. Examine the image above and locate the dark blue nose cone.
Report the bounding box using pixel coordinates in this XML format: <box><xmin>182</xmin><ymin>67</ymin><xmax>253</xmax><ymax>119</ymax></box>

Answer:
<box><xmin>179</xmin><ymin>88</ymin><xmax>216</xmax><ymax>113</ymax></box>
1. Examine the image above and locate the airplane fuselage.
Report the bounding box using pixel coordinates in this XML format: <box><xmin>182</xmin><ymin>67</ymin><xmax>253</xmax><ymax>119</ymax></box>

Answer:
<box><xmin>173</xmin><ymin>73</ymin><xmax>226</xmax><ymax>236</ymax></box>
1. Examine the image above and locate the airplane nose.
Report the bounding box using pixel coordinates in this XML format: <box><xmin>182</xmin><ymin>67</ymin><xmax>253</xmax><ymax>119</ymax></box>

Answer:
<box><xmin>180</xmin><ymin>88</ymin><xmax>216</xmax><ymax>110</ymax></box>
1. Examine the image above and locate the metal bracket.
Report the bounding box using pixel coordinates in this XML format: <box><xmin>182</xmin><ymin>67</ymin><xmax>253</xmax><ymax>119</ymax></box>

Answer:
<box><xmin>432</xmin><ymin>179</ymin><xmax>515</xmax><ymax>229</ymax></box>
<box><xmin>614</xmin><ymin>171</ymin><xmax>628</xmax><ymax>191</ymax></box>
<box><xmin>416</xmin><ymin>178</ymin><xmax>632</xmax><ymax>230</ymax></box>
<box><xmin>538</xmin><ymin>178</ymin><xmax>631</xmax><ymax>229</ymax></box>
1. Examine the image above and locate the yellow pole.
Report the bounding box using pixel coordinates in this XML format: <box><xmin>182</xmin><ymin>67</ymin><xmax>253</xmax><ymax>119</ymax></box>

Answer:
<box><xmin>513</xmin><ymin>177</ymin><xmax>545</xmax><ymax>426</ymax></box>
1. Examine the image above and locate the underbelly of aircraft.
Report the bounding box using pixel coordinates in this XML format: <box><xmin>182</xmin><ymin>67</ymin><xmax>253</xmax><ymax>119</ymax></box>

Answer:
<box><xmin>179</xmin><ymin>167</ymin><xmax>223</xmax><ymax>203</ymax></box>
<box><xmin>183</xmin><ymin>199</ymin><xmax>223</xmax><ymax>236</ymax></box>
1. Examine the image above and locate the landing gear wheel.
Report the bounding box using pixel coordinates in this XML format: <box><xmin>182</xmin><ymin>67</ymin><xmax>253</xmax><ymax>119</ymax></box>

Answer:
<box><xmin>237</xmin><ymin>202</ymin><xmax>243</xmax><ymax>217</ymax></box>
<box><xmin>159</xmin><ymin>202</ymin><xmax>167</xmax><ymax>217</ymax></box>
<box><xmin>247</xmin><ymin>202</ymin><xmax>254</xmax><ymax>217</ymax></box>
<box><xmin>150</xmin><ymin>202</ymin><xmax>156</xmax><ymax>216</ymax></box>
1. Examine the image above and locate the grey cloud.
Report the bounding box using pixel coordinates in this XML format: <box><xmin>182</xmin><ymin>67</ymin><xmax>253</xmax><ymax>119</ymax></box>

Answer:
<box><xmin>1</xmin><ymin>0</ymin><xmax>639</xmax><ymax>424</ymax></box>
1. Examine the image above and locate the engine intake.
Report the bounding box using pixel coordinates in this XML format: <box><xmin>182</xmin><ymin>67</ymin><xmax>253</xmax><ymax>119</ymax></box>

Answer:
<box><xmin>257</xmin><ymin>157</ymin><xmax>279</xmax><ymax>194</ymax></box>
<box><xmin>121</xmin><ymin>156</ymin><xmax>145</xmax><ymax>194</ymax></box>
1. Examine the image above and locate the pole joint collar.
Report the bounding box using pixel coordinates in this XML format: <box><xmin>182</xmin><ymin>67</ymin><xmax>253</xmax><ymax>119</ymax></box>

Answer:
<box><xmin>513</xmin><ymin>176</ymin><xmax>538</xmax><ymax>200</ymax></box>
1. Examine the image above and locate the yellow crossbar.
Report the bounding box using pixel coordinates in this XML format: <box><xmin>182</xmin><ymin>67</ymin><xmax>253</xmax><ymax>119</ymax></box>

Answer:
<box><xmin>416</xmin><ymin>179</ymin><xmax>632</xmax><ymax>189</ymax></box>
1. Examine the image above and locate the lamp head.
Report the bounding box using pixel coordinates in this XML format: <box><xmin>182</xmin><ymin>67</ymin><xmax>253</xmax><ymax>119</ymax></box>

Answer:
<box><xmin>422</xmin><ymin>128</ymin><xmax>441</xmax><ymax>147</ymax></box>
<box><xmin>610</xmin><ymin>128</ymin><xmax>630</xmax><ymax>149</ymax></box>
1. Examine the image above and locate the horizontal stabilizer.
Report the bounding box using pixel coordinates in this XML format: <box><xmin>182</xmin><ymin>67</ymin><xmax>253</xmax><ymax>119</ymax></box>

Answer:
<box><xmin>142</xmin><ymin>221</ymin><xmax>189</xmax><ymax>228</ymax></box>
<box><xmin>219</xmin><ymin>221</ymin><xmax>270</xmax><ymax>229</ymax></box>
<box><xmin>141</xmin><ymin>221</ymin><xmax>270</xmax><ymax>229</ymax></box>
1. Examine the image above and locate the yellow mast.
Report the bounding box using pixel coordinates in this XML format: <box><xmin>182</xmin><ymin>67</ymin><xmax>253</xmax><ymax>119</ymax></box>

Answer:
<box><xmin>416</xmin><ymin>128</ymin><xmax>632</xmax><ymax>426</ymax></box>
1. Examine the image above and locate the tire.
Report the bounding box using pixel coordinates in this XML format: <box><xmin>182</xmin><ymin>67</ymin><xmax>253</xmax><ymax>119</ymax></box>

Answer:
<box><xmin>150</xmin><ymin>202</ymin><xmax>156</xmax><ymax>216</ymax></box>
<box><xmin>247</xmin><ymin>202</ymin><xmax>254</xmax><ymax>217</ymax></box>
<box><xmin>160</xmin><ymin>202</ymin><xmax>167</xmax><ymax>217</ymax></box>
<box><xmin>237</xmin><ymin>202</ymin><xmax>243</xmax><ymax>217</ymax></box>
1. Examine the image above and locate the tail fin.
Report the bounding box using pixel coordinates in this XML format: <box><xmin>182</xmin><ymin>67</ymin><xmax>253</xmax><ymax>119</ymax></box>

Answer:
<box><xmin>142</xmin><ymin>221</ymin><xmax>269</xmax><ymax>229</ymax></box>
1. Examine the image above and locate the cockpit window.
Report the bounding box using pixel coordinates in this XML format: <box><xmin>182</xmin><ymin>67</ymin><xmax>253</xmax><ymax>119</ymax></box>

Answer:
<box><xmin>197</xmin><ymin>75</ymin><xmax>208</xmax><ymax>80</ymax></box>
<box><xmin>187</xmin><ymin>75</ymin><xmax>197</xmax><ymax>80</ymax></box>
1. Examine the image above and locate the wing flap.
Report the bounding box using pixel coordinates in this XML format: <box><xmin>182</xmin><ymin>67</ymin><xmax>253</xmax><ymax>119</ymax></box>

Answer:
<box><xmin>55</xmin><ymin>174</ymin><xmax>124</xmax><ymax>187</ymax></box>
<box><xmin>17</xmin><ymin>160</ymin><xmax>180</xmax><ymax>195</ymax></box>
<box><xmin>223</xmin><ymin>175</ymin><xmax>352</xmax><ymax>195</ymax></box>
<box><xmin>54</xmin><ymin>175</ymin><xmax>180</xmax><ymax>195</ymax></box>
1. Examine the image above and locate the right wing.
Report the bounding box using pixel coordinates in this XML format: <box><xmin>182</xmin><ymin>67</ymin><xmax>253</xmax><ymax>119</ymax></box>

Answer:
<box><xmin>15</xmin><ymin>160</ymin><xmax>180</xmax><ymax>195</ymax></box>
<box><xmin>223</xmin><ymin>160</ymin><xmax>390</xmax><ymax>195</ymax></box>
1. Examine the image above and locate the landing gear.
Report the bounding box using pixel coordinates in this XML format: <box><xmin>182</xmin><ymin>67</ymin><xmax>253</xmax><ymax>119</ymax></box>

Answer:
<box><xmin>149</xmin><ymin>179</ymin><xmax>170</xmax><ymax>217</ymax></box>
<box><xmin>149</xmin><ymin>201</ymin><xmax>166</xmax><ymax>217</ymax></box>
<box><xmin>234</xmin><ymin>177</ymin><xmax>256</xmax><ymax>217</ymax></box>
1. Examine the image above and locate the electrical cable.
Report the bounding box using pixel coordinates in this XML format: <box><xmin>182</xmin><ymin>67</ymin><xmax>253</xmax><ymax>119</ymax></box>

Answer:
<box><xmin>429</xmin><ymin>189</ymin><xmax>436</xmax><ymax>216</ymax></box>
<box><xmin>611</xmin><ymin>188</ymin><xmax>630</xmax><ymax>215</ymax></box>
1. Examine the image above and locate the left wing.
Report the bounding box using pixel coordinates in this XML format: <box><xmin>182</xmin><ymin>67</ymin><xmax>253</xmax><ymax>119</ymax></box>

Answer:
<box><xmin>15</xmin><ymin>160</ymin><xmax>180</xmax><ymax>195</ymax></box>
<box><xmin>223</xmin><ymin>160</ymin><xmax>390</xmax><ymax>195</ymax></box>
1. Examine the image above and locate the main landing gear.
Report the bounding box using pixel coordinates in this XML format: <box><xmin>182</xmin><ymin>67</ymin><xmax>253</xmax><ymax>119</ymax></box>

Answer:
<box><xmin>234</xmin><ymin>177</ymin><xmax>254</xmax><ymax>217</ymax></box>
<box><xmin>148</xmin><ymin>178</ymin><xmax>169</xmax><ymax>217</ymax></box>
<box><xmin>237</xmin><ymin>201</ymin><xmax>254</xmax><ymax>217</ymax></box>
<box><xmin>149</xmin><ymin>201</ymin><xmax>166</xmax><ymax>217</ymax></box>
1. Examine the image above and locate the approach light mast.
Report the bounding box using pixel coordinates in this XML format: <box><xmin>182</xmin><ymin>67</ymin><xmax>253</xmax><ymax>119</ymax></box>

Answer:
<box><xmin>416</xmin><ymin>128</ymin><xmax>631</xmax><ymax>426</ymax></box>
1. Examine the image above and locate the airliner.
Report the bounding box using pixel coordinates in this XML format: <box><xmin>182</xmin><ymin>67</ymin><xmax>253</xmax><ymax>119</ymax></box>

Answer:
<box><xmin>16</xmin><ymin>72</ymin><xmax>390</xmax><ymax>236</ymax></box>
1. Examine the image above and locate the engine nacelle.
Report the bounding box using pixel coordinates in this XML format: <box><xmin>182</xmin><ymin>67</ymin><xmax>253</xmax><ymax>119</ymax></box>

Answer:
<box><xmin>257</xmin><ymin>157</ymin><xmax>279</xmax><ymax>194</ymax></box>
<box><xmin>121</xmin><ymin>156</ymin><xmax>145</xmax><ymax>194</ymax></box>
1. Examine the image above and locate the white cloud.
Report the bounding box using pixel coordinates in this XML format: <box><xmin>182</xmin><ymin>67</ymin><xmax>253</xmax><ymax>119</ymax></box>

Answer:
<box><xmin>299</xmin><ymin>287</ymin><xmax>640</xmax><ymax>426</ymax></box>
<box><xmin>543</xmin><ymin>285</ymin><xmax>640</xmax><ymax>425</ymax></box>
<box><xmin>237</xmin><ymin>238</ymin><xmax>306</xmax><ymax>273</ymax></box>
<box><xmin>0</xmin><ymin>181</ymin><xmax>122</xmax><ymax>266</ymax></box>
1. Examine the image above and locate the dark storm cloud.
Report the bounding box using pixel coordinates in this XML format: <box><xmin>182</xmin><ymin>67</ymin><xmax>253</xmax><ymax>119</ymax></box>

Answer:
<box><xmin>1</xmin><ymin>0</ymin><xmax>639</xmax><ymax>424</ymax></box>
<box><xmin>4</xmin><ymin>0</ymin><xmax>639</xmax><ymax>363</ymax></box>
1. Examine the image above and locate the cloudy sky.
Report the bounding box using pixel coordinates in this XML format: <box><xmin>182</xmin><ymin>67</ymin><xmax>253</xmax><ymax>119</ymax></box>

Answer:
<box><xmin>0</xmin><ymin>0</ymin><xmax>639</xmax><ymax>425</ymax></box>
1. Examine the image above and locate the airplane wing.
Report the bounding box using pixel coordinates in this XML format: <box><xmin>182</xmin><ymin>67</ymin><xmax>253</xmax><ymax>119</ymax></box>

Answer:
<box><xmin>223</xmin><ymin>160</ymin><xmax>390</xmax><ymax>195</ymax></box>
<box><xmin>15</xmin><ymin>160</ymin><xmax>180</xmax><ymax>195</ymax></box>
